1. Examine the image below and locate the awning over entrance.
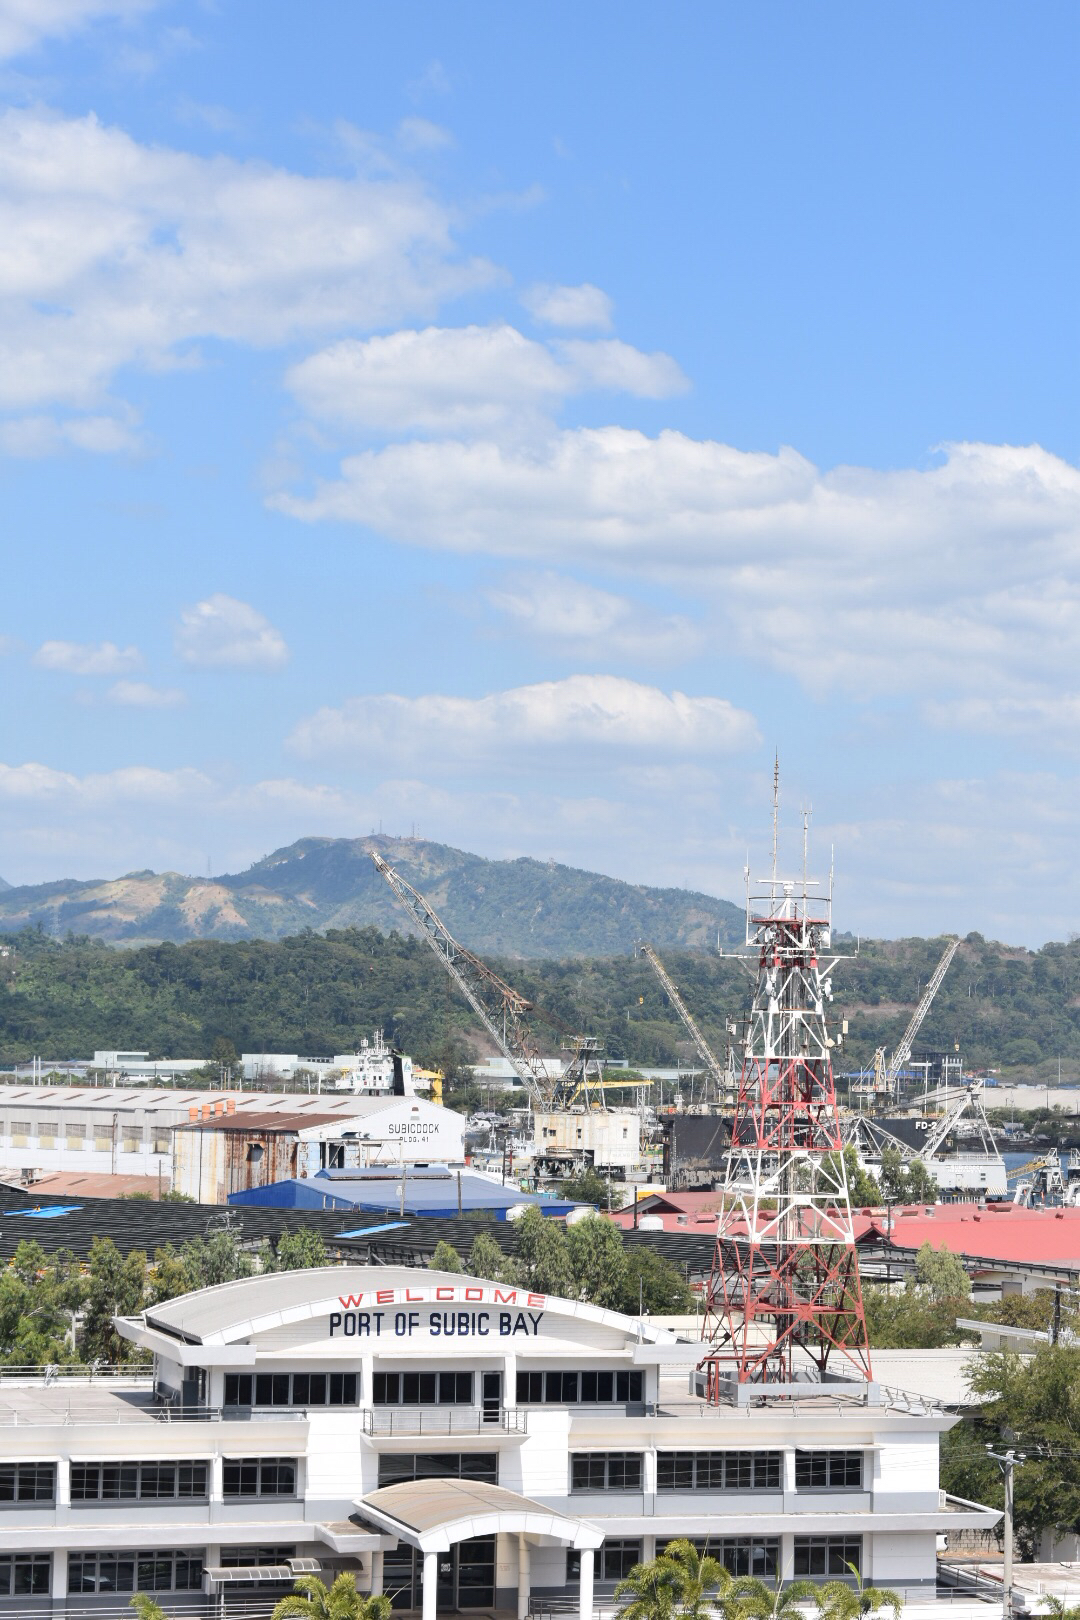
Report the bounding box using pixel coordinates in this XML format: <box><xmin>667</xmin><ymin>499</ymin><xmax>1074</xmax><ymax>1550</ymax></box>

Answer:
<box><xmin>359</xmin><ymin>1479</ymin><xmax>603</xmax><ymax>1620</ymax></box>
<box><xmin>360</xmin><ymin>1479</ymin><xmax>603</xmax><ymax>1554</ymax></box>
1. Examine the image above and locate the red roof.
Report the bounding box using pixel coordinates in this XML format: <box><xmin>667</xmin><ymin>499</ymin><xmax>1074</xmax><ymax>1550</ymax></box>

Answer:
<box><xmin>864</xmin><ymin>1203</ymin><xmax>1080</xmax><ymax>1269</ymax></box>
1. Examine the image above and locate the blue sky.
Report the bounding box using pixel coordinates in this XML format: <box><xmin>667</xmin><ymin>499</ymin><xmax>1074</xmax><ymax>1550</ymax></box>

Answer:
<box><xmin>0</xmin><ymin>0</ymin><xmax>1078</xmax><ymax>944</ymax></box>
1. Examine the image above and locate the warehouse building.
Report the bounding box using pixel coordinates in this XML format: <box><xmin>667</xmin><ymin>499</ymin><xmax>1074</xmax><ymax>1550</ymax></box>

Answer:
<box><xmin>0</xmin><ymin>1263</ymin><xmax>996</xmax><ymax>1619</ymax></box>
<box><xmin>227</xmin><ymin>1165</ymin><xmax>581</xmax><ymax>1219</ymax></box>
<box><xmin>171</xmin><ymin>1097</ymin><xmax>467</xmax><ymax>1203</ymax></box>
<box><xmin>0</xmin><ymin>1088</ymin><xmax>463</xmax><ymax>1195</ymax></box>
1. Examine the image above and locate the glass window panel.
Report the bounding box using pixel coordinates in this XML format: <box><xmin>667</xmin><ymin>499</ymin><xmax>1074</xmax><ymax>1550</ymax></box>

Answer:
<box><xmin>292</xmin><ymin>1374</ymin><xmax>310</xmax><ymax>1405</ymax></box>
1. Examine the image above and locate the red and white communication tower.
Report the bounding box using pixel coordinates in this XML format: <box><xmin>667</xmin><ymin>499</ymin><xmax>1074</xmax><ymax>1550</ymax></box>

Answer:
<box><xmin>700</xmin><ymin>780</ymin><xmax>872</xmax><ymax>1397</ymax></box>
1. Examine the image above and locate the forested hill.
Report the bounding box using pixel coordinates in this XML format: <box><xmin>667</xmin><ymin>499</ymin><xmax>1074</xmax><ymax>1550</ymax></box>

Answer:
<box><xmin>1</xmin><ymin>925</ymin><xmax>1077</xmax><ymax>1080</ymax></box>
<box><xmin>0</xmin><ymin>836</ymin><xmax>744</xmax><ymax>957</ymax></box>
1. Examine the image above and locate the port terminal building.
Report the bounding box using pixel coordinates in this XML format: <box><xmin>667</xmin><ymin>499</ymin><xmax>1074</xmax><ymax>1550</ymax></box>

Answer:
<box><xmin>0</xmin><ymin>1264</ymin><xmax>995</xmax><ymax>1619</ymax></box>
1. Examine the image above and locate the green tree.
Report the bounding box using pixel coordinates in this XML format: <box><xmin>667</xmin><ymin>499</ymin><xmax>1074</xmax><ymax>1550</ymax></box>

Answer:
<box><xmin>149</xmin><ymin>1245</ymin><xmax>192</xmax><ymax>1306</ymax></box>
<box><xmin>657</xmin><ymin>1539</ymin><xmax>737</xmax><ymax>1620</ymax></box>
<box><xmin>558</xmin><ymin>1167</ymin><xmax>614</xmax><ymax>1207</ymax></box>
<box><xmin>179</xmin><ymin>1231</ymin><xmax>254</xmax><ymax>1290</ymax></box>
<box><xmin>429</xmin><ymin>1240</ymin><xmax>463</xmax><ymax>1273</ymax></box>
<box><xmin>515</xmin><ymin>1207</ymin><xmax>575</xmax><ymax>1295</ymax></box>
<box><xmin>271</xmin><ymin>1571</ymin><xmax>393</xmax><ymax>1620</ymax></box>
<box><xmin>879</xmin><ymin>1150</ymin><xmax>936</xmax><ymax>1206</ymax></box>
<box><xmin>464</xmin><ymin>1230</ymin><xmax>517</xmax><ymax>1284</ymax></box>
<box><xmin>619</xmin><ymin>1247</ymin><xmax>695</xmax><ymax>1315</ymax></box>
<box><xmin>737</xmin><ymin>1577</ymin><xmax>820</xmax><ymax>1620</ymax></box>
<box><xmin>82</xmin><ymin>1238</ymin><xmax>147</xmax><ymax>1363</ymax></box>
<box><xmin>815</xmin><ymin>1566</ymin><xmax>901</xmax><ymax>1620</ymax></box>
<box><xmin>912</xmin><ymin>1241</ymin><xmax>970</xmax><ymax>1304</ymax></box>
<box><xmin>262</xmin><ymin>1229</ymin><xmax>328</xmax><ymax>1272</ymax></box>
<box><xmin>614</xmin><ymin>1556</ymin><xmax>682</xmax><ymax>1620</ymax></box>
<box><xmin>566</xmin><ymin>1216</ymin><xmax>628</xmax><ymax>1308</ymax></box>
<box><xmin>130</xmin><ymin>1596</ymin><xmax>169</xmax><ymax>1620</ymax></box>
<box><xmin>957</xmin><ymin>1344</ymin><xmax>1080</xmax><ymax>1558</ymax></box>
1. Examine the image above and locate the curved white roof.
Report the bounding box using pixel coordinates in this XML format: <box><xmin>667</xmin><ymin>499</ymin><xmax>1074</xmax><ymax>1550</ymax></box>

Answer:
<box><xmin>139</xmin><ymin>1264</ymin><xmax>684</xmax><ymax>1349</ymax></box>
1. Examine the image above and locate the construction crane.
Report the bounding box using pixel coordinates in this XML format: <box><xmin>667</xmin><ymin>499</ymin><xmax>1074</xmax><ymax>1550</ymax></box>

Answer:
<box><xmin>870</xmin><ymin>936</ymin><xmax>960</xmax><ymax>1100</ymax></box>
<box><xmin>371</xmin><ymin>852</ymin><xmax>606</xmax><ymax>1113</ymax></box>
<box><xmin>637</xmin><ymin>942</ymin><xmax>728</xmax><ymax>1101</ymax></box>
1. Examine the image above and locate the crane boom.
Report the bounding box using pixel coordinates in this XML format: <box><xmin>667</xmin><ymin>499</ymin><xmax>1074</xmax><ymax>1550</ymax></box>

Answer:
<box><xmin>638</xmin><ymin>942</ymin><xmax>727</xmax><ymax>1097</ymax></box>
<box><xmin>371</xmin><ymin>852</ymin><xmax>553</xmax><ymax>1108</ymax></box>
<box><xmin>887</xmin><ymin>937</ymin><xmax>960</xmax><ymax>1085</ymax></box>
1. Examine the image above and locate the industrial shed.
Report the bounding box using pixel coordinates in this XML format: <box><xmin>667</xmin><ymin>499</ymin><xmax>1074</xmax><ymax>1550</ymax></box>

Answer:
<box><xmin>227</xmin><ymin>1165</ymin><xmax>581</xmax><ymax>1220</ymax></box>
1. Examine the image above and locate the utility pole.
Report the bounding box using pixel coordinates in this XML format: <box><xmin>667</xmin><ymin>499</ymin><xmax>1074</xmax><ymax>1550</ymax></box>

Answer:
<box><xmin>986</xmin><ymin>1447</ymin><xmax>1023</xmax><ymax>1620</ymax></box>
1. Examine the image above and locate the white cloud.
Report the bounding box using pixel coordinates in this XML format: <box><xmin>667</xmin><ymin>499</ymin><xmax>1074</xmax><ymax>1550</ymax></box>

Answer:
<box><xmin>0</xmin><ymin>411</ymin><xmax>140</xmax><ymax>456</ymax></box>
<box><xmin>106</xmin><ymin>679</ymin><xmax>185</xmax><ymax>708</ymax></box>
<box><xmin>275</xmin><ymin>433</ymin><xmax>1080</xmax><ymax>714</ymax></box>
<box><xmin>285</xmin><ymin>324</ymin><xmax>686</xmax><ymax>438</ymax></box>
<box><xmin>397</xmin><ymin>117</ymin><xmax>453</xmax><ymax>152</ymax></box>
<box><xmin>0</xmin><ymin>107</ymin><xmax>494</xmax><ymax>422</ymax></box>
<box><xmin>0</xmin><ymin>0</ymin><xmax>154</xmax><ymax>59</ymax></box>
<box><xmin>523</xmin><ymin>282</ymin><xmax>614</xmax><ymax>331</ymax></box>
<box><xmin>485</xmin><ymin>571</ymin><xmax>702</xmax><ymax>661</ymax></box>
<box><xmin>33</xmin><ymin>639</ymin><xmax>142</xmax><ymax>675</ymax></box>
<box><xmin>174</xmin><ymin>594</ymin><xmax>288</xmax><ymax>670</ymax></box>
<box><xmin>288</xmin><ymin>674</ymin><xmax>759</xmax><ymax>767</ymax></box>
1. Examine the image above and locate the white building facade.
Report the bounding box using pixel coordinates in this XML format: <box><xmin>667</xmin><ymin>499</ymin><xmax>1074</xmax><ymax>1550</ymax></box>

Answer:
<box><xmin>0</xmin><ymin>1265</ymin><xmax>996</xmax><ymax>1619</ymax></box>
<box><xmin>241</xmin><ymin>1033</ymin><xmax>414</xmax><ymax>1096</ymax></box>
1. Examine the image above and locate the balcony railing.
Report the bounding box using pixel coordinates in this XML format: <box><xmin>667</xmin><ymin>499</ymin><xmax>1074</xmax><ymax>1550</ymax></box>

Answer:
<box><xmin>364</xmin><ymin>1406</ymin><xmax>528</xmax><ymax>1435</ymax></box>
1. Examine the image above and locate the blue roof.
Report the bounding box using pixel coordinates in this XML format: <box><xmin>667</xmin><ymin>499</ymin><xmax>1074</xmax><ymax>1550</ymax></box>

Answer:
<box><xmin>228</xmin><ymin>1172</ymin><xmax>583</xmax><ymax>1219</ymax></box>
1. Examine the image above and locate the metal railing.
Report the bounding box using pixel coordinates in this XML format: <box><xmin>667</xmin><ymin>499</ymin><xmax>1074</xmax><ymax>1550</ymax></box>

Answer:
<box><xmin>364</xmin><ymin>1406</ymin><xmax>528</xmax><ymax>1435</ymax></box>
<box><xmin>0</xmin><ymin>1363</ymin><xmax>152</xmax><ymax>1382</ymax></box>
<box><xmin>0</xmin><ymin>1401</ymin><xmax>310</xmax><ymax>1428</ymax></box>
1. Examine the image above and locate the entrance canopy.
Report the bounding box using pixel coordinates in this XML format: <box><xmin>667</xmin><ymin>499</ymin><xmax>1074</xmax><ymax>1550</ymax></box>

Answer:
<box><xmin>360</xmin><ymin>1479</ymin><xmax>603</xmax><ymax>1554</ymax></box>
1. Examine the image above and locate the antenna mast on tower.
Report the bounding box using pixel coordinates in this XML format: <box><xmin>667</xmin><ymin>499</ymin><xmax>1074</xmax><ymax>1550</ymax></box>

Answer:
<box><xmin>700</xmin><ymin>780</ymin><xmax>872</xmax><ymax>1396</ymax></box>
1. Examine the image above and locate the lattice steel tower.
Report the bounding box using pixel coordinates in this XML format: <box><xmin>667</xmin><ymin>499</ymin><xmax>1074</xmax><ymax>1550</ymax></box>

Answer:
<box><xmin>700</xmin><ymin>775</ymin><xmax>872</xmax><ymax>1395</ymax></box>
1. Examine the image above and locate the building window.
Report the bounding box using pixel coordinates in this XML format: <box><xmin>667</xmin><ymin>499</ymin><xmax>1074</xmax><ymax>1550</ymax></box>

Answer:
<box><xmin>517</xmin><ymin>1370</ymin><xmax>644</xmax><ymax>1405</ymax></box>
<box><xmin>93</xmin><ymin>1128</ymin><xmax>112</xmax><ymax>1152</ymax></box>
<box><xmin>670</xmin><ymin>1539</ymin><xmax>779</xmax><ymax>1580</ymax></box>
<box><xmin>0</xmin><ymin>1555</ymin><xmax>50</xmax><ymax>1596</ymax></box>
<box><xmin>567</xmin><ymin>1542</ymin><xmax>643</xmax><ymax>1583</ymax></box>
<box><xmin>378</xmin><ymin>1453</ymin><xmax>498</xmax><ymax>1488</ymax></box>
<box><xmin>656</xmin><ymin>1452</ymin><xmax>781</xmax><ymax>1492</ymax></box>
<box><xmin>121</xmin><ymin>1131</ymin><xmax>142</xmax><ymax>1154</ymax></box>
<box><xmin>793</xmin><ymin>1537</ymin><xmax>862</xmax><ymax>1578</ymax></box>
<box><xmin>571</xmin><ymin>1454</ymin><xmax>643</xmax><ymax>1492</ymax></box>
<box><xmin>219</xmin><ymin>1547</ymin><xmax>295</xmax><ymax>1567</ymax></box>
<box><xmin>151</xmin><ymin>1130</ymin><xmax>170</xmax><ymax>1155</ymax></box>
<box><xmin>65</xmin><ymin>1123</ymin><xmax>85</xmax><ymax>1150</ymax></box>
<box><xmin>795</xmin><ymin>1451</ymin><xmax>863</xmax><ymax>1490</ymax></box>
<box><xmin>0</xmin><ymin>1463</ymin><xmax>54</xmax><ymax>1503</ymax></box>
<box><xmin>373</xmin><ymin>1372</ymin><xmax>472</xmax><ymax>1406</ymax></box>
<box><xmin>225</xmin><ymin>1371</ymin><xmax>358</xmax><ymax>1407</ymax></box>
<box><xmin>71</xmin><ymin>1462</ymin><xmax>207</xmax><ymax>1502</ymax></box>
<box><xmin>37</xmin><ymin>1122</ymin><xmax>56</xmax><ymax>1146</ymax></box>
<box><xmin>69</xmin><ymin>1552</ymin><xmax>203</xmax><ymax>1594</ymax></box>
<box><xmin>223</xmin><ymin>1458</ymin><xmax>297</xmax><ymax>1499</ymax></box>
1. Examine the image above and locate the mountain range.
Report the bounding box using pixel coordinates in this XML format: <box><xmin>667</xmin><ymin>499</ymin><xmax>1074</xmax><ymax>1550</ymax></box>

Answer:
<box><xmin>0</xmin><ymin>837</ymin><xmax>746</xmax><ymax>958</ymax></box>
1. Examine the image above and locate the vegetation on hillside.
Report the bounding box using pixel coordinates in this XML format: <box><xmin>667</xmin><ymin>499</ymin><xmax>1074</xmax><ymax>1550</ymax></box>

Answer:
<box><xmin>4</xmin><ymin>922</ymin><xmax>1080</xmax><ymax>1080</ymax></box>
<box><xmin>0</xmin><ymin>835</ymin><xmax>745</xmax><ymax>955</ymax></box>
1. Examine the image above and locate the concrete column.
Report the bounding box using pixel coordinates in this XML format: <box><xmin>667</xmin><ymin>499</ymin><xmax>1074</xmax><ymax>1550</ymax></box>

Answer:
<box><xmin>778</xmin><ymin>1534</ymin><xmax>794</xmax><ymax>1584</ymax></box>
<box><xmin>51</xmin><ymin>1548</ymin><xmax>68</xmax><ymax>1618</ymax></box>
<box><xmin>55</xmin><ymin>1458</ymin><xmax>70</xmax><ymax>1508</ymax></box>
<box><xmin>422</xmin><ymin>1550</ymin><xmax>438</xmax><ymax>1620</ymax></box>
<box><xmin>503</xmin><ymin>1353</ymin><xmax>518</xmax><ymax>1411</ymax></box>
<box><xmin>517</xmin><ymin>1535</ymin><xmax>530</xmax><ymax>1620</ymax></box>
<box><xmin>578</xmin><ymin>1547</ymin><xmax>594</xmax><ymax>1620</ymax></box>
<box><xmin>370</xmin><ymin>1551</ymin><xmax>384</xmax><ymax>1596</ymax></box>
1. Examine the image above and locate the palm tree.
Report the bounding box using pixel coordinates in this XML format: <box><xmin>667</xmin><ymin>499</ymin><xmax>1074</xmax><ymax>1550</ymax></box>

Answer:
<box><xmin>815</xmin><ymin>1564</ymin><xmax>902</xmax><ymax>1620</ymax></box>
<box><xmin>271</xmin><ymin>1572</ymin><xmax>394</xmax><ymax>1620</ymax></box>
<box><xmin>614</xmin><ymin>1556</ymin><xmax>683</xmax><ymax>1620</ymax></box>
<box><xmin>130</xmin><ymin>1599</ymin><xmax>169</xmax><ymax>1620</ymax></box>
<box><xmin>736</xmin><ymin>1576</ymin><xmax>820</xmax><ymax>1620</ymax></box>
<box><xmin>658</xmin><ymin>1540</ymin><xmax>738</xmax><ymax>1620</ymax></box>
